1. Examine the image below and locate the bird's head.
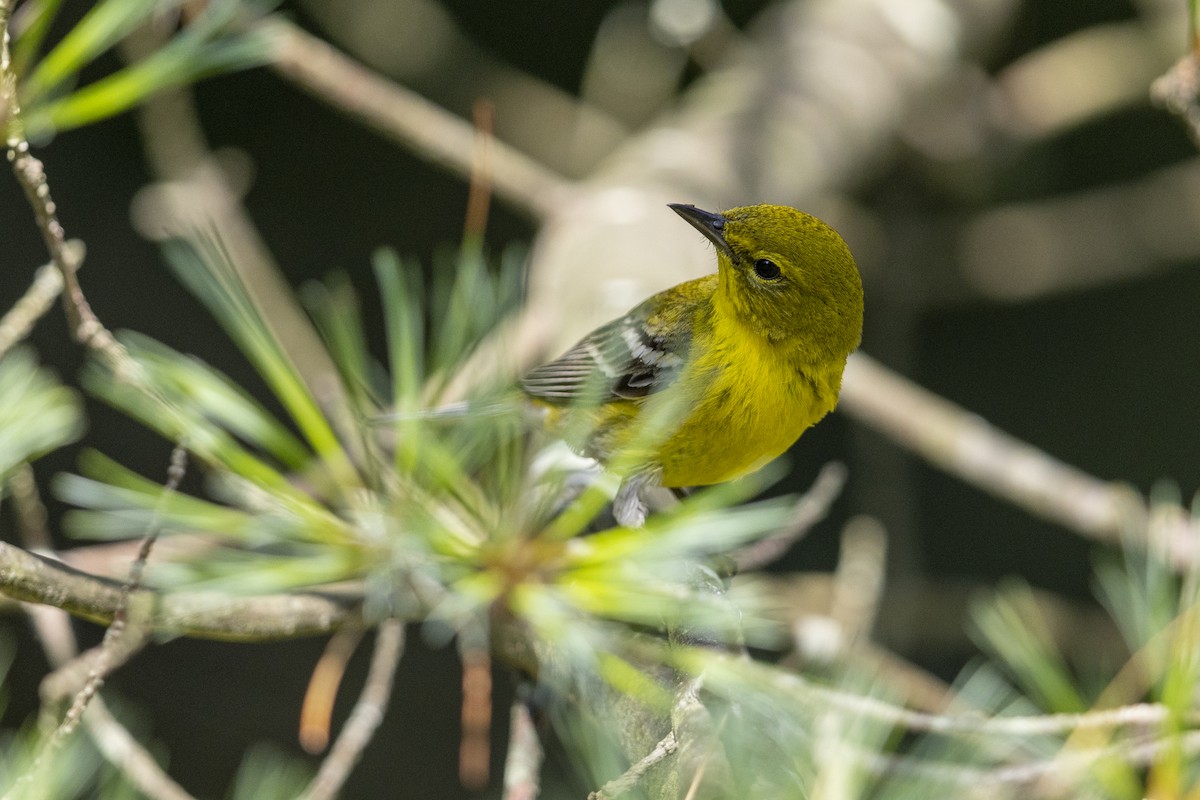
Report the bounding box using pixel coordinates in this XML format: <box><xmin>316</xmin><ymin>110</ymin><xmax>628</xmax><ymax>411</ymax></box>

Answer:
<box><xmin>669</xmin><ymin>203</ymin><xmax>864</xmax><ymax>358</ymax></box>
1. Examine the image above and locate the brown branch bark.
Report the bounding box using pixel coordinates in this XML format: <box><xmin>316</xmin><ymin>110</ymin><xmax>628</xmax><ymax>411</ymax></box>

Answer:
<box><xmin>0</xmin><ymin>541</ymin><xmax>361</xmax><ymax>640</ymax></box>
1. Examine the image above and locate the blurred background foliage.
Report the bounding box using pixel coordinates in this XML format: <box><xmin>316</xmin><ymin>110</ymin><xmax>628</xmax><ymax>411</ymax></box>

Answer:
<box><xmin>2</xmin><ymin>0</ymin><xmax>1200</xmax><ymax>797</ymax></box>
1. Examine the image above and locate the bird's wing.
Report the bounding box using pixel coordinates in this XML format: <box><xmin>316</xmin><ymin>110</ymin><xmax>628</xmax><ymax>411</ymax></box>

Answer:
<box><xmin>522</xmin><ymin>307</ymin><xmax>692</xmax><ymax>404</ymax></box>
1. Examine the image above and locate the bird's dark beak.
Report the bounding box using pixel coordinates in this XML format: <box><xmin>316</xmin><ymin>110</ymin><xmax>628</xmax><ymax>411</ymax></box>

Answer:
<box><xmin>669</xmin><ymin>203</ymin><xmax>733</xmax><ymax>258</ymax></box>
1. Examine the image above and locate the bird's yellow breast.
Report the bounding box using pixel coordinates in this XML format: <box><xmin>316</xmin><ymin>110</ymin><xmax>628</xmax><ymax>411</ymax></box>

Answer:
<box><xmin>652</xmin><ymin>308</ymin><xmax>843</xmax><ymax>487</ymax></box>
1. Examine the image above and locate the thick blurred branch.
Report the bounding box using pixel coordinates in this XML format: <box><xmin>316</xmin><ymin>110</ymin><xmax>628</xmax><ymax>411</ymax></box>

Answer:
<box><xmin>262</xmin><ymin>17</ymin><xmax>574</xmax><ymax>220</ymax></box>
<box><xmin>840</xmin><ymin>353</ymin><xmax>1145</xmax><ymax>545</ymax></box>
<box><xmin>958</xmin><ymin>158</ymin><xmax>1200</xmax><ymax>301</ymax></box>
<box><xmin>122</xmin><ymin>22</ymin><xmax>348</xmax><ymax>425</ymax></box>
<box><xmin>996</xmin><ymin>17</ymin><xmax>1178</xmax><ymax>140</ymax></box>
<box><xmin>0</xmin><ymin>541</ymin><xmax>361</xmax><ymax>640</ymax></box>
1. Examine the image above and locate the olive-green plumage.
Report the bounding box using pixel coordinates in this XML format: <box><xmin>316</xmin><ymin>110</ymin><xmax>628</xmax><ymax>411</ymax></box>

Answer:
<box><xmin>522</xmin><ymin>203</ymin><xmax>863</xmax><ymax>524</ymax></box>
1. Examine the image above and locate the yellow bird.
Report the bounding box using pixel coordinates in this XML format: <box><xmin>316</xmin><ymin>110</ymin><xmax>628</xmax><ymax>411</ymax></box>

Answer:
<box><xmin>522</xmin><ymin>203</ymin><xmax>864</xmax><ymax>526</ymax></box>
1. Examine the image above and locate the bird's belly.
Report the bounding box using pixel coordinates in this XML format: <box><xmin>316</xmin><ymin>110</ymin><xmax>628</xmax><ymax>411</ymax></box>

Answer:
<box><xmin>657</xmin><ymin>362</ymin><xmax>836</xmax><ymax>487</ymax></box>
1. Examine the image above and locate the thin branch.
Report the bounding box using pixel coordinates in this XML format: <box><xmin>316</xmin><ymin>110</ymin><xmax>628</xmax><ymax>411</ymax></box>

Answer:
<box><xmin>756</xmin><ymin>658</ymin><xmax>1186</xmax><ymax>739</ymax></box>
<box><xmin>4</xmin><ymin>102</ymin><xmax>113</xmax><ymax>359</ymax></box>
<box><xmin>589</xmin><ymin>731</ymin><xmax>678</xmax><ymax>800</ymax></box>
<box><xmin>732</xmin><ymin>461</ymin><xmax>846</xmax><ymax>572</ymax></box>
<box><xmin>502</xmin><ymin>699</ymin><xmax>542</xmax><ymax>800</ymax></box>
<box><xmin>458</xmin><ymin>634</ymin><xmax>493</xmax><ymax>789</ymax></box>
<box><xmin>22</xmin><ymin>605</ymin><xmax>197</xmax><ymax>800</ymax></box>
<box><xmin>300</xmin><ymin>625</ymin><xmax>367</xmax><ymax>753</ymax></box>
<box><xmin>7</xmin><ymin>461</ymin><xmax>194</xmax><ymax>800</ymax></box>
<box><xmin>298</xmin><ymin>619</ymin><xmax>406</xmax><ymax>800</ymax></box>
<box><xmin>871</xmin><ymin>729</ymin><xmax>1200</xmax><ymax>794</ymax></box>
<box><xmin>261</xmin><ymin>17</ymin><xmax>572</xmax><ymax>220</ymax></box>
<box><xmin>44</xmin><ymin>445</ymin><xmax>187</xmax><ymax>735</ymax></box>
<box><xmin>0</xmin><ymin>249</ymin><xmax>80</xmax><ymax>358</ymax></box>
<box><xmin>80</xmin><ymin>694</ymin><xmax>197</xmax><ymax>800</ymax></box>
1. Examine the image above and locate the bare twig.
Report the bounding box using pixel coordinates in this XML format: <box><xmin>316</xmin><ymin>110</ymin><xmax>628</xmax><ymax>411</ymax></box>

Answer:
<box><xmin>959</xmin><ymin>158</ymin><xmax>1200</xmax><ymax>301</ymax></box>
<box><xmin>589</xmin><ymin>731</ymin><xmax>678</xmax><ymax>800</ymax></box>
<box><xmin>502</xmin><ymin>699</ymin><xmax>542</xmax><ymax>800</ymax></box>
<box><xmin>871</xmin><ymin>728</ymin><xmax>1200</xmax><ymax>794</ymax></box>
<box><xmin>261</xmin><ymin>17</ymin><xmax>572</xmax><ymax>220</ymax></box>
<box><xmin>754</xmin><ymin>658</ymin><xmax>1187</xmax><ymax>739</ymax></box>
<box><xmin>299</xmin><ymin>619</ymin><xmax>406</xmax><ymax>800</ymax></box>
<box><xmin>42</xmin><ymin>447</ymin><xmax>186</xmax><ymax>721</ymax></box>
<box><xmin>300</xmin><ymin>625</ymin><xmax>366</xmax><ymax>753</ymax></box>
<box><xmin>0</xmin><ymin>249</ymin><xmax>81</xmax><ymax>358</ymax></box>
<box><xmin>4</xmin><ymin>108</ymin><xmax>114</xmax><ymax>361</ymax></box>
<box><xmin>21</xmin><ymin>605</ymin><xmax>198</xmax><ymax>800</ymax></box>
<box><xmin>732</xmin><ymin>462</ymin><xmax>847</xmax><ymax>572</ymax></box>
<box><xmin>6</xmin><ymin>463</ymin><xmax>194</xmax><ymax>800</ymax></box>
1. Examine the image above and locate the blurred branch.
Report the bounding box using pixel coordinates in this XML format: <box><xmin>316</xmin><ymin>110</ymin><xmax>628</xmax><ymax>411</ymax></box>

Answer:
<box><xmin>0</xmin><ymin>250</ymin><xmax>78</xmax><ymax>358</ymax></box>
<box><xmin>299</xmin><ymin>0</ymin><xmax>630</xmax><ymax>178</ymax></box>
<box><xmin>996</xmin><ymin>19</ymin><xmax>1177</xmax><ymax>140</ymax></box>
<box><xmin>260</xmin><ymin>17</ymin><xmax>573</xmax><ymax>220</ymax></box>
<box><xmin>43</xmin><ymin>446</ymin><xmax>186</xmax><ymax>742</ymax></box>
<box><xmin>753</xmin><ymin>654</ymin><xmax>1188</xmax><ymax>739</ymax></box>
<box><xmin>829</xmin><ymin>515</ymin><xmax>887</xmax><ymax>646</ymax></box>
<box><xmin>502</xmin><ymin>699</ymin><xmax>542</xmax><ymax>800</ymax></box>
<box><xmin>731</xmin><ymin>461</ymin><xmax>846</xmax><ymax>572</ymax></box>
<box><xmin>0</xmin><ymin>540</ymin><xmax>362</xmax><ymax>640</ymax></box>
<box><xmin>458</xmin><ymin>625</ymin><xmax>493</xmax><ymax>789</ymax></box>
<box><xmin>959</xmin><ymin>158</ymin><xmax>1200</xmax><ymax>300</ymax></box>
<box><xmin>840</xmin><ymin>353</ymin><xmax>1148</xmax><ymax>547</ymax></box>
<box><xmin>24</xmin><ymin>605</ymin><xmax>197</xmax><ymax>800</ymax></box>
<box><xmin>9</xmin><ymin>463</ymin><xmax>193</xmax><ymax>800</ymax></box>
<box><xmin>121</xmin><ymin>22</ymin><xmax>349</xmax><ymax>426</ymax></box>
<box><xmin>299</xmin><ymin>619</ymin><xmax>405</xmax><ymax>800</ymax></box>
<box><xmin>877</xmin><ymin>728</ymin><xmax>1200</xmax><ymax>794</ymax></box>
<box><xmin>299</xmin><ymin>626</ymin><xmax>366</xmax><ymax>754</ymax></box>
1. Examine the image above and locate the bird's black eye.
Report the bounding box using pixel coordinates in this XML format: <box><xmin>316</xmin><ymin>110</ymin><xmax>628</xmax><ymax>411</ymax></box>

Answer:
<box><xmin>753</xmin><ymin>258</ymin><xmax>781</xmax><ymax>280</ymax></box>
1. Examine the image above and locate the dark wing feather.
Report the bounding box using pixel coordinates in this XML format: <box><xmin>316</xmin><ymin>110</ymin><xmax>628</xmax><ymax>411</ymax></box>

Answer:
<box><xmin>522</xmin><ymin>312</ymin><xmax>690</xmax><ymax>404</ymax></box>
